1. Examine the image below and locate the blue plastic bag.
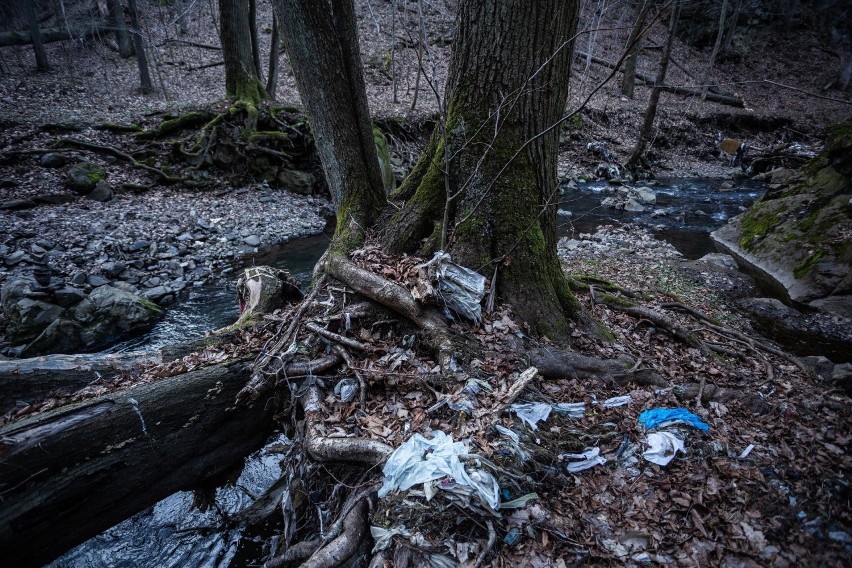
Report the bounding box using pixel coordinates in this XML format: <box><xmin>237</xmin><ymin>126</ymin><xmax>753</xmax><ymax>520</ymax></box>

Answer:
<box><xmin>638</xmin><ymin>408</ymin><xmax>709</xmax><ymax>432</ymax></box>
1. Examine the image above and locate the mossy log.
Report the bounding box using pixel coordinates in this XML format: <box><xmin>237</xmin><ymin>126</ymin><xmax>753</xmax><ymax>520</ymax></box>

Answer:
<box><xmin>0</xmin><ymin>358</ymin><xmax>272</xmax><ymax>567</ymax></box>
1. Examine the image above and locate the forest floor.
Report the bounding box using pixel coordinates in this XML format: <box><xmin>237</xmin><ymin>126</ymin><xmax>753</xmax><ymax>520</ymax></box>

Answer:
<box><xmin>0</xmin><ymin>1</ymin><xmax>850</xmax><ymax>567</ymax></box>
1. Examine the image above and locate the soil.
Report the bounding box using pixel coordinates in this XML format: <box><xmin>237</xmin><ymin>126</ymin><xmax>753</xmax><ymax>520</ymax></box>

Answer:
<box><xmin>0</xmin><ymin>1</ymin><xmax>850</xmax><ymax>567</ymax></box>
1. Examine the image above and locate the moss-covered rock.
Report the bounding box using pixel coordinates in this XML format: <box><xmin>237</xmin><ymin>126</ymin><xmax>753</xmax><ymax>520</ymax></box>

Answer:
<box><xmin>66</xmin><ymin>161</ymin><xmax>106</xmax><ymax>194</ymax></box>
<box><xmin>711</xmin><ymin>118</ymin><xmax>852</xmax><ymax>318</ymax></box>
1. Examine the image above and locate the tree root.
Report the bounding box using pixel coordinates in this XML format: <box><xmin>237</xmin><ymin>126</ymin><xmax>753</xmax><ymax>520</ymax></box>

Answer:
<box><xmin>300</xmin><ymin>498</ymin><xmax>369</xmax><ymax>568</ymax></box>
<box><xmin>60</xmin><ymin>138</ymin><xmax>184</xmax><ymax>183</ymax></box>
<box><xmin>266</xmin><ymin>539</ymin><xmax>322</xmax><ymax>568</ymax></box>
<box><xmin>528</xmin><ymin>347</ymin><xmax>667</xmax><ymax>387</ymax></box>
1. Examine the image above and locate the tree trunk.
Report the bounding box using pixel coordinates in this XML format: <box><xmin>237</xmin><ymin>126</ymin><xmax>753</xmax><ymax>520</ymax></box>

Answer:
<box><xmin>626</xmin><ymin>2</ymin><xmax>679</xmax><ymax>172</ymax></box>
<box><xmin>109</xmin><ymin>0</ymin><xmax>134</xmax><ymax>58</ymax></box>
<box><xmin>218</xmin><ymin>0</ymin><xmax>267</xmax><ymax>105</ymax></box>
<box><xmin>266</xmin><ymin>10</ymin><xmax>281</xmax><ymax>97</ymax></box>
<box><xmin>0</xmin><ymin>359</ymin><xmax>273</xmax><ymax>567</ymax></box>
<box><xmin>272</xmin><ymin>0</ymin><xmax>386</xmax><ymax>241</ymax></box>
<box><xmin>23</xmin><ymin>0</ymin><xmax>49</xmax><ymax>71</ymax></box>
<box><xmin>249</xmin><ymin>0</ymin><xmax>263</xmax><ymax>83</ymax></box>
<box><xmin>700</xmin><ymin>0</ymin><xmax>727</xmax><ymax>100</ymax></box>
<box><xmin>621</xmin><ymin>2</ymin><xmax>649</xmax><ymax>99</ymax></box>
<box><xmin>127</xmin><ymin>0</ymin><xmax>154</xmax><ymax>93</ymax></box>
<box><xmin>381</xmin><ymin>0</ymin><xmax>582</xmax><ymax>338</ymax></box>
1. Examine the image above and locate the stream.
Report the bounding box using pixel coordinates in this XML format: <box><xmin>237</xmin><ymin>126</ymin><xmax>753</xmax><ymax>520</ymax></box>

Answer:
<box><xmin>50</xmin><ymin>178</ymin><xmax>764</xmax><ymax>567</ymax></box>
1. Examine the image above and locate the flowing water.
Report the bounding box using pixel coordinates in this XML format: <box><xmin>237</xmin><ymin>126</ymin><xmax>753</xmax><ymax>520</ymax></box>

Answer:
<box><xmin>51</xmin><ymin>179</ymin><xmax>764</xmax><ymax>567</ymax></box>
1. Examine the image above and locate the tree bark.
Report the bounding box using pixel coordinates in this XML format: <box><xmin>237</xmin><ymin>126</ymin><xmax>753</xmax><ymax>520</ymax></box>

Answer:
<box><xmin>127</xmin><ymin>0</ymin><xmax>154</xmax><ymax>93</ymax></box>
<box><xmin>700</xmin><ymin>0</ymin><xmax>727</xmax><ymax>100</ymax></box>
<box><xmin>218</xmin><ymin>0</ymin><xmax>267</xmax><ymax>105</ymax></box>
<box><xmin>249</xmin><ymin>0</ymin><xmax>263</xmax><ymax>82</ymax></box>
<box><xmin>626</xmin><ymin>2</ymin><xmax>680</xmax><ymax>172</ymax></box>
<box><xmin>272</xmin><ymin>0</ymin><xmax>386</xmax><ymax>241</ymax></box>
<box><xmin>266</xmin><ymin>10</ymin><xmax>281</xmax><ymax>96</ymax></box>
<box><xmin>23</xmin><ymin>0</ymin><xmax>49</xmax><ymax>71</ymax></box>
<box><xmin>0</xmin><ymin>359</ymin><xmax>273</xmax><ymax>567</ymax></box>
<box><xmin>109</xmin><ymin>0</ymin><xmax>134</xmax><ymax>58</ymax></box>
<box><xmin>381</xmin><ymin>0</ymin><xmax>583</xmax><ymax>339</ymax></box>
<box><xmin>621</xmin><ymin>2</ymin><xmax>649</xmax><ymax>99</ymax></box>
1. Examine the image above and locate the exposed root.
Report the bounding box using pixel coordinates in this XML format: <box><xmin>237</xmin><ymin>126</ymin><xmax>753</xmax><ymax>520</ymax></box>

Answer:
<box><xmin>265</xmin><ymin>539</ymin><xmax>321</xmax><ymax>568</ymax></box>
<box><xmin>60</xmin><ymin>138</ymin><xmax>184</xmax><ymax>183</ymax></box>
<box><xmin>300</xmin><ymin>498</ymin><xmax>370</xmax><ymax>568</ymax></box>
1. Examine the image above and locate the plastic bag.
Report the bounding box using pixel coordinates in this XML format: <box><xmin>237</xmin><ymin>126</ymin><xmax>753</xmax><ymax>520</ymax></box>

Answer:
<box><xmin>564</xmin><ymin>447</ymin><xmax>607</xmax><ymax>472</ymax></box>
<box><xmin>642</xmin><ymin>431</ymin><xmax>684</xmax><ymax>466</ymax></box>
<box><xmin>638</xmin><ymin>408</ymin><xmax>709</xmax><ymax>431</ymax></box>
<box><xmin>333</xmin><ymin>378</ymin><xmax>358</xmax><ymax>402</ymax></box>
<box><xmin>417</xmin><ymin>251</ymin><xmax>486</xmax><ymax>324</ymax></box>
<box><xmin>553</xmin><ymin>402</ymin><xmax>586</xmax><ymax>418</ymax></box>
<box><xmin>378</xmin><ymin>431</ymin><xmax>500</xmax><ymax>509</ymax></box>
<box><xmin>510</xmin><ymin>402</ymin><xmax>552</xmax><ymax>430</ymax></box>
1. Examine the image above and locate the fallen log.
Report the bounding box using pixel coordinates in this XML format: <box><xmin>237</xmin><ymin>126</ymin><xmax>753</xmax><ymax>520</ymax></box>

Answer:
<box><xmin>0</xmin><ymin>357</ymin><xmax>273</xmax><ymax>567</ymax></box>
<box><xmin>575</xmin><ymin>50</ymin><xmax>746</xmax><ymax>108</ymax></box>
<box><xmin>0</xmin><ymin>24</ymin><xmax>108</xmax><ymax>48</ymax></box>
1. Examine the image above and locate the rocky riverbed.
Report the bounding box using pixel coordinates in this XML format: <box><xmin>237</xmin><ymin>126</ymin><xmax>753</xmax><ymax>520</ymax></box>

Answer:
<box><xmin>0</xmin><ymin>184</ymin><xmax>332</xmax><ymax>355</ymax></box>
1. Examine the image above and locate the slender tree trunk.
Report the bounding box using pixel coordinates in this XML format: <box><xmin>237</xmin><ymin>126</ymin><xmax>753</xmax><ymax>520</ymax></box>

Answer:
<box><xmin>218</xmin><ymin>0</ymin><xmax>267</xmax><ymax>105</ymax></box>
<box><xmin>381</xmin><ymin>0</ymin><xmax>583</xmax><ymax>338</ymax></box>
<box><xmin>109</xmin><ymin>0</ymin><xmax>134</xmax><ymax>58</ymax></box>
<box><xmin>266</xmin><ymin>10</ymin><xmax>281</xmax><ymax>97</ymax></box>
<box><xmin>127</xmin><ymin>0</ymin><xmax>154</xmax><ymax>93</ymax></box>
<box><xmin>626</xmin><ymin>2</ymin><xmax>679</xmax><ymax>172</ymax></box>
<box><xmin>700</xmin><ymin>0</ymin><xmax>727</xmax><ymax>100</ymax></box>
<box><xmin>24</xmin><ymin>0</ymin><xmax>49</xmax><ymax>71</ymax></box>
<box><xmin>723</xmin><ymin>0</ymin><xmax>741</xmax><ymax>52</ymax></box>
<box><xmin>272</xmin><ymin>0</ymin><xmax>386</xmax><ymax>241</ymax></box>
<box><xmin>621</xmin><ymin>2</ymin><xmax>649</xmax><ymax>99</ymax></box>
<box><xmin>249</xmin><ymin>0</ymin><xmax>263</xmax><ymax>83</ymax></box>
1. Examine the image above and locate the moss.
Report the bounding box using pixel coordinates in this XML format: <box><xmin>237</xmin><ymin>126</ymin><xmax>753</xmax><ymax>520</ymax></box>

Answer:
<box><xmin>793</xmin><ymin>250</ymin><xmax>825</xmax><ymax>279</ymax></box>
<box><xmin>738</xmin><ymin>207</ymin><xmax>780</xmax><ymax>250</ymax></box>
<box><xmin>599</xmin><ymin>292</ymin><xmax>636</xmax><ymax>308</ymax></box>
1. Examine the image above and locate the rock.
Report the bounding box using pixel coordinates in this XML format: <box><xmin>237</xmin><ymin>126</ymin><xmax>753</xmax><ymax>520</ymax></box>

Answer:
<box><xmin>235</xmin><ymin>266</ymin><xmax>303</xmax><ymax>323</ymax></box>
<box><xmin>624</xmin><ymin>198</ymin><xmax>645</xmax><ymax>212</ymax></box>
<box><xmin>4</xmin><ymin>251</ymin><xmax>26</xmax><ymax>267</ymax></box>
<box><xmin>88</xmin><ymin>274</ymin><xmax>110</xmax><ymax>288</ymax></box>
<box><xmin>53</xmin><ymin>286</ymin><xmax>86</xmax><ymax>307</ymax></box>
<box><xmin>66</xmin><ymin>162</ymin><xmax>106</xmax><ymax>194</ymax></box>
<box><xmin>86</xmin><ymin>180</ymin><xmax>114</xmax><ymax>202</ymax></box>
<box><xmin>634</xmin><ymin>187</ymin><xmax>657</xmax><ymax>203</ymax></box>
<box><xmin>67</xmin><ymin>285</ymin><xmax>163</xmax><ymax>353</ymax></box>
<box><xmin>40</xmin><ymin>153</ymin><xmax>71</xmax><ymax>168</ymax></box>
<box><xmin>3</xmin><ymin>298</ymin><xmax>65</xmax><ymax>344</ymax></box>
<box><xmin>0</xmin><ymin>178</ymin><xmax>19</xmax><ymax>188</ymax></box>
<box><xmin>176</xmin><ymin>233</ymin><xmax>193</xmax><ymax>242</ymax></box>
<box><xmin>35</xmin><ymin>238</ymin><xmax>55</xmax><ymax>250</ymax></box>
<box><xmin>127</xmin><ymin>239</ymin><xmax>150</xmax><ymax>252</ymax></box>
<box><xmin>197</xmin><ymin>218</ymin><xmax>212</xmax><ymax>230</ymax></box>
<box><xmin>0</xmin><ymin>199</ymin><xmax>37</xmax><ymax>211</ymax></box>
<box><xmin>243</xmin><ymin>235</ymin><xmax>261</xmax><ymax>246</ymax></box>
<box><xmin>699</xmin><ymin>253</ymin><xmax>738</xmax><ymax>270</ymax></box>
<box><xmin>69</xmin><ymin>272</ymin><xmax>87</xmax><ymax>286</ymax></box>
<box><xmin>99</xmin><ymin>261</ymin><xmax>127</xmax><ymax>278</ymax></box>
<box><xmin>737</xmin><ymin>297</ymin><xmax>852</xmax><ymax>363</ymax></box>
<box><xmin>276</xmin><ymin>170</ymin><xmax>315</xmax><ymax>191</ymax></box>
<box><xmin>141</xmin><ymin>285</ymin><xmax>171</xmax><ymax>303</ymax></box>
<box><xmin>21</xmin><ymin>318</ymin><xmax>83</xmax><ymax>358</ymax></box>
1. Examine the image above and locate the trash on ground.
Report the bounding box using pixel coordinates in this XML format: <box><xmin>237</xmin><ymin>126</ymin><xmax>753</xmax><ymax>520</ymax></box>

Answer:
<box><xmin>739</xmin><ymin>443</ymin><xmax>755</xmax><ymax>459</ymax></box>
<box><xmin>378</xmin><ymin>430</ymin><xmax>500</xmax><ymax>509</ymax></box>
<box><xmin>504</xmin><ymin>526</ymin><xmax>523</xmax><ymax>546</ymax></box>
<box><xmin>638</xmin><ymin>407</ymin><xmax>709</xmax><ymax>431</ymax></box>
<box><xmin>642</xmin><ymin>431</ymin><xmax>685</xmax><ymax>466</ymax></box>
<box><xmin>601</xmin><ymin>395</ymin><xmax>632</xmax><ymax>407</ymax></box>
<box><xmin>333</xmin><ymin>377</ymin><xmax>358</xmax><ymax>402</ymax></box>
<box><xmin>371</xmin><ymin>526</ymin><xmax>456</xmax><ymax>567</ymax></box>
<box><xmin>416</xmin><ymin>251</ymin><xmax>486</xmax><ymax>324</ymax></box>
<box><xmin>500</xmin><ymin>492</ymin><xmax>540</xmax><ymax>509</ymax></box>
<box><xmin>510</xmin><ymin>402</ymin><xmax>552</xmax><ymax>430</ymax></box>
<box><xmin>553</xmin><ymin>402</ymin><xmax>586</xmax><ymax>418</ymax></box>
<box><xmin>564</xmin><ymin>446</ymin><xmax>607</xmax><ymax>472</ymax></box>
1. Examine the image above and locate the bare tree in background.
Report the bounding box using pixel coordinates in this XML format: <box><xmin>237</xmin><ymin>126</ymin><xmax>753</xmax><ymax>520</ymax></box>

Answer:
<box><xmin>23</xmin><ymin>0</ymin><xmax>49</xmax><ymax>70</ymax></box>
<box><xmin>108</xmin><ymin>0</ymin><xmax>133</xmax><ymax>58</ymax></box>
<box><xmin>127</xmin><ymin>0</ymin><xmax>153</xmax><ymax>93</ymax></box>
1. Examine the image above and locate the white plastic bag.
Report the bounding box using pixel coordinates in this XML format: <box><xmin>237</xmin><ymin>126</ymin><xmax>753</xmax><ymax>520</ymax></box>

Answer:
<box><xmin>642</xmin><ymin>431</ymin><xmax>684</xmax><ymax>466</ymax></box>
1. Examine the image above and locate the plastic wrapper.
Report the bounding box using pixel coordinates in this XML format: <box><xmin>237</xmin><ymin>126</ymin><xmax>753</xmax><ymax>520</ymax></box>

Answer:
<box><xmin>417</xmin><ymin>252</ymin><xmax>486</xmax><ymax>324</ymax></box>
<box><xmin>378</xmin><ymin>431</ymin><xmax>500</xmax><ymax>509</ymax></box>
<box><xmin>639</xmin><ymin>408</ymin><xmax>709</xmax><ymax>431</ymax></box>
<box><xmin>510</xmin><ymin>402</ymin><xmax>552</xmax><ymax>430</ymax></box>
<box><xmin>564</xmin><ymin>447</ymin><xmax>607</xmax><ymax>472</ymax></box>
<box><xmin>642</xmin><ymin>431</ymin><xmax>685</xmax><ymax>466</ymax></box>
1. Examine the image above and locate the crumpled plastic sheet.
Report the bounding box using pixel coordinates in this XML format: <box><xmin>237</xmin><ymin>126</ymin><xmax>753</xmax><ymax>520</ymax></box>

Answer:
<box><xmin>333</xmin><ymin>377</ymin><xmax>358</xmax><ymax>402</ymax></box>
<box><xmin>642</xmin><ymin>431</ymin><xmax>685</xmax><ymax>466</ymax></box>
<box><xmin>510</xmin><ymin>402</ymin><xmax>552</xmax><ymax>430</ymax></box>
<box><xmin>553</xmin><ymin>402</ymin><xmax>586</xmax><ymax>418</ymax></box>
<box><xmin>378</xmin><ymin>431</ymin><xmax>500</xmax><ymax>509</ymax></box>
<box><xmin>639</xmin><ymin>408</ymin><xmax>709</xmax><ymax>431</ymax></box>
<box><xmin>417</xmin><ymin>251</ymin><xmax>486</xmax><ymax>324</ymax></box>
<box><xmin>370</xmin><ymin>526</ymin><xmax>456</xmax><ymax>567</ymax></box>
<box><xmin>564</xmin><ymin>447</ymin><xmax>607</xmax><ymax>472</ymax></box>
<box><xmin>601</xmin><ymin>395</ymin><xmax>632</xmax><ymax>408</ymax></box>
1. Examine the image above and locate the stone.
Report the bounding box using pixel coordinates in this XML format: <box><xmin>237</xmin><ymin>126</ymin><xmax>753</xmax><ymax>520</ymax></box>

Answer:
<box><xmin>53</xmin><ymin>286</ymin><xmax>86</xmax><ymax>308</ymax></box>
<box><xmin>66</xmin><ymin>162</ymin><xmax>106</xmax><ymax>194</ymax></box>
<box><xmin>40</xmin><ymin>152</ymin><xmax>71</xmax><ymax>168</ymax></box>
<box><xmin>70</xmin><ymin>272</ymin><xmax>87</xmax><ymax>286</ymax></box>
<box><xmin>73</xmin><ymin>286</ymin><xmax>164</xmax><ymax>351</ymax></box>
<box><xmin>0</xmin><ymin>178</ymin><xmax>19</xmax><ymax>188</ymax></box>
<box><xmin>128</xmin><ymin>239</ymin><xmax>150</xmax><ymax>252</ymax></box>
<box><xmin>624</xmin><ymin>198</ymin><xmax>645</xmax><ymax>212</ymax></box>
<box><xmin>235</xmin><ymin>266</ymin><xmax>303</xmax><ymax>323</ymax></box>
<box><xmin>4</xmin><ymin>298</ymin><xmax>66</xmax><ymax>344</ymax></box>
<box><xmin>100</xmin><ymin>261</ymin><xmax>127</xmax><ymax>278</ymax></box>
<box><xmin>88</xmin><ymin>274</ymin><xmax>110</xmax><ymax>288</ymax></box>
<box><xmin>21</xmin><ymin>318</ymin><xmax>83</xmax><ymax>357</ymax></box>
<box><xmin>86</xmin><ymin>180</ymin><xmax>114</xmax><ymax>202</ymax></box>
<box><xmin>699</xmin><ymin>253</ymin><xmax>738</xmax><ymax>270</ymax></box>
<box><xmin>141</xmin><ymin>285</ymin><xmax>171</xmax><ymax>302</ymax></box>
<box><xmin>276</xmin><ymin>169</ymin><xmax>315</xmax><ymax>191</ymax></box>
<box><xmin>197</xmin><ymin>218</ymin><xmax>212</xmax><ymax>230</ymax></box>
<box><xmin>33</xmin><ymin>193</ymin><xmax>76</xmax><ymax>205</ymax></box>
<box><xmin>634</xmin><ymin>187</ymin><xmax>657</xmax><ymax>203</ymax></box>
<box><xmin>243</xmin><ymin>235</ymin><xmax>261</xmax><ymax>247</ymax></box>
<box><xmin>4</xmin><ymin>251</ymin><xmax>26</xmax><ymax>266</ymax></box>
<box><xmin>176</xmin><ymin>233</ymin><xmax>193</xmax><ymax>242</ymax></box>
<box><xmin>35</xmin><ymin>238</ymin><xmax>55</xmax><ymax>250</ymax></box>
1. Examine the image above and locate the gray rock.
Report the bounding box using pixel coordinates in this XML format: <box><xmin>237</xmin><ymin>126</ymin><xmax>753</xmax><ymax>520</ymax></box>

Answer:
<box><xmin>128</xmin><ymin>239</ymin><xmax>150</xmax><ymax>252</ymax></box>
<box><xmin>70</xmin><ymin>272</ymin><xmax>87</xmax><ymax>286</ymax></box>
<box><xmin>4</xmin><ymin>251</ymin><xmax>26</xmax><ymax>266</ymax></box>
<box><xmin>74</xmin><ymin>286</ymin><xmax>163</xmax><ymax>351</ymax></box>
<box><xmin>277</xmin><ymin>170</ymin><xmax>315</xmax><ymax>190</ymax></box>
<box><xmin>699</xmin><ymin>253</ymin><xmax>739</xmax><ymax>270</ymax></box>
<box><xmin>141</xmin><ymin>285</ymin><xmax>171</xmax><ymax>302</ymax></box>
<box><xmin>100</xmin><ymin>261</ymin><xmax>127</xmax><ymax>278</ymax></box>
<box><xmin>634</xmin><ymin>187</ymin><xmax>657</xmax><ymax>203</ymax></box>
<box><xmin>4</xmin><ymin>298</ymin><xmax>66</xmax><ymax>344</ymax></box>
<box><xmin>624</xmin><ymin>198</ymin><xmax>645</xmax><ymax>212</ymax></box>
<box><xmin>197</xmin><ymin>218</ymin><xmax>212</xmax><ymax>230</ymax></box>
<box><xmin>33</xmin><ymin>193</ymin><xmax>76</xmax><ymax>205</ymax></box>
<box><xmin>86</xmin><ymin>180</ymin><xmax>114</xmax><ymax>202</ymax></box>
<box><xmin>66</xmin><ymin>162</ymin><xmax>106</xmax><ymax>194</ymax></box>
<box><xmin>22</xmin><ymin>318</ymin><xmax>83</xmax><ymax>357</ymax></box>
<box><xmin>176</xmin><ymin>233</ymin><xmax>193</xmax><ymax>242</ymax></box>
<box><xmin>243</xmin><ymin>235</ymin><xmax>261</xmax><ymax>246</ymax></box>
<box><xmin>40</xmin><ymin>152</ymin><xmax>71</xmax><ymax>168</ymax></box>
<box><xmin>88</xmin><ymin>274</ymin><xmax>110</xmax><ymax>287</ymax></box>
<box><xmin>53</xmin><ymin>286</ymin><xmax>86</xmax><ymax>307</ymax></box>
<box><xmin>0</xmin><ymin>199</ymin><xmax>37</xmax><ymax>211</ymax></box>
<box><xmin>35</xmin><ymin>238</ymin><xmax>55</xmax><ymax>250</ymax></box>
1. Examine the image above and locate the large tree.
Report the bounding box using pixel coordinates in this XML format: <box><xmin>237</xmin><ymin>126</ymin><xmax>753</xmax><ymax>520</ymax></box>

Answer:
<box><xmin>218</xmin><ymin>0</ymin><xmax>267</xmax><ymax>105</ymax></box>
<box><xmin>276</xmin><ymin>0</ymin><xmax>582</xmax><ymax>339</ymax></box>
